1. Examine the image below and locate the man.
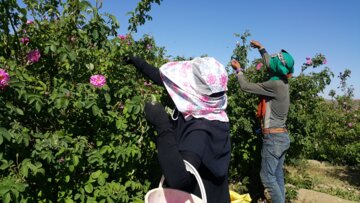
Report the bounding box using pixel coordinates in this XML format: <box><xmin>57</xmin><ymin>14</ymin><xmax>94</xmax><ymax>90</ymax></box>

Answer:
<box><xmin>231</xmin><ymin>40</ymin><xmax>294</xmax><ymax>203</ymax></box>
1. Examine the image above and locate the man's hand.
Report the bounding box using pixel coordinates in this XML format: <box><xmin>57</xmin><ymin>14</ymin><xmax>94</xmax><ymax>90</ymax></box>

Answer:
<box><xmin>250</xmin><ymin>40</ymin><xmax>264</xmax><ymax>49</ymax></box>
<box><xmin>231</xmin><ymin>60</ymin><xmax>242</xmax><ymax>72</ymax></box>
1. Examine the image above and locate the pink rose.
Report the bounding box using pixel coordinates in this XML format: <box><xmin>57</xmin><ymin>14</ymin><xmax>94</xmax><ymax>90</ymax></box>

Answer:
<box><xmin>20</xmin><ymin>37</ymin><xmax>30</xmax><ymax>45</ymax></box>
<box><xmin>256</xmin><ymin>62</ymin><xmax>263</xmax><ymax>70</ymax></box>
<box><xmin>0</xmin><ymin>68</ymin><xmax>10</xmax><ymax>89</ymax></box>
<box><xmin>27</xmin><ymin>49</ymin><xmax>41</xmax><ymax>63</ymax></box>
<box><xmin>306</xmin><ymin>59</ymin><xmax>312</xmax><ymax>65</ymax></box>
<box><xmin>90</xmin><ymin>74</ymin><xmax>106</xmax><ymax>87</ymax></box>
<box><xmin>323</xmin><ymin>59</ymin><xmax>327</xmax><ymax>64</ymax></box>
<box><xmin>26</xmin><ymin>20</ymin><xmax>34</xmax><ymax>24</ymax></box>
<box><xmin>118</xmin><ymin>35</ymin><xmax>126</xmax><ymax>40</ymax></box>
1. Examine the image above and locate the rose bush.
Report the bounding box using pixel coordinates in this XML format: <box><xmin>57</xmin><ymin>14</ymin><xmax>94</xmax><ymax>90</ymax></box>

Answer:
<box><xmin>0</xmin><ymin>1</ymin><xmax>358</xmax><ymax>202</ymax></box>
<box><xmin>0</xmin><ymin>0</ymin><xmax>166</xmax><ymax>202</ymax></box>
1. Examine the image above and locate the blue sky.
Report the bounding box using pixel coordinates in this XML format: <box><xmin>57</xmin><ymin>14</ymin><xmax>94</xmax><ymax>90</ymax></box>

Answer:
<box><xmin>95</xmin><ymin>0</ymin><xmax>359</xmax><ymax>99</ymax></box>
<box><xmin>19</xmin><ymin>0</ymin><xmax>360</xmax><ymax>98</ymax></box>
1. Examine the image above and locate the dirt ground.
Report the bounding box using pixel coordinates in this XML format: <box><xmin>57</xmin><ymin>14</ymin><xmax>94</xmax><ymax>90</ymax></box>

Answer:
<box><xmin>286</xmin><ymin>160</ymin><xmax>360</xmax><ymax>203</ymax></box>
<box><xmin>294</xmin><ymin>188</ymin><xmax>358</xmax><ymax>203</ymax></box>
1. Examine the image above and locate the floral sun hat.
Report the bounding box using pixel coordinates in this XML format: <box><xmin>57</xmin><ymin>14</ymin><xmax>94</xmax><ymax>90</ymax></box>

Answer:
<box><xmin>160</xmin><ymin>57</ymin><xmax>229</xmax><ymax>122</ymax></box>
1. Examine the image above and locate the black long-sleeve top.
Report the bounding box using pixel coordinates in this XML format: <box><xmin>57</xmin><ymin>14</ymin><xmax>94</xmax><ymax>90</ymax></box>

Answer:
<box><xmin>128</xmin><ymin>57</ymin><xmax>231</xmax><ymax>203</ymax></box>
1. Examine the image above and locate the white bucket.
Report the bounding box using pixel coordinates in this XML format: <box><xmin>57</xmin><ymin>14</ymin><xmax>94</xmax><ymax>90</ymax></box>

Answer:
<box><xmin>145</xmin><ymin>160</ymin><xmax>207</xmax><ymax>203</ymax></box>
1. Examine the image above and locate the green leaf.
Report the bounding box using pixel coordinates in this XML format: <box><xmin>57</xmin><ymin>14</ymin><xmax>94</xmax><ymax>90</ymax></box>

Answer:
<box><xmin>0</xmin><ymin>185</ymin><xmax>10</xmax><ymax>196</ymax></box>
<box><xmin>91</xmin><ymin>170</ymin><xmax>101</xmax><ymax>179</ymax></box>
<box><xmin>0</xmin><ymin>128</ymin><xmax>11</xmax><ymax>141</ymax></box>
<box><xmin>50</xmin><ymin>44</ymin><xmax>56</xmax><ymax>52</ymax></box>
<box><xmin>65</xmin><ymin>199</ymin><xmax>74</xmax><ymax>203</ymax></box>
<box><xmin>35</xmin><ymin>101</ymin><xmax>42</xmax><ymax>112</ymax></box>
<box><xmin>38</xmin><ymin>81</ymin><xmax>47</xmax><ymax>90</ymax></box>
<box><xmin>86</xmin><ymin>63</ymin><xmax>94</xmax><ymax>71</ymax></box>
<box><xmin>73</xmin><ymin>156</ymin><xmax>79</xmax><ymax>166</ymax></box>
<box><xmin>133</xmin><ymin>105</ymin><xmax>140</xmax><ymax>114</ymax></box>
<box><xmin>84</xmin><ymin>184</ymin><xmax>93</xmax><ymax>193</ymax></box>
<box><xmin>3</xmin><ymin>192</ymin><xmax>11</xmax><ymax>203</ymax></box>
<box><xmin>92</xmin><ymin>30</ymin><xmax>99</xmax><ymax>40</ymax></box>
<box><xmin>20</xmin><ymin>165</ymin><xmax>29</xmax><ymax>177</ymax></box>
<box><xmin>68</xmin><ymin>51</ymin><xmax>77</xmax><ymax>61</ymax></box>
<box><xmin>13</xmin><ymin>183</ymin><xmax>27</xmax><ymax>192</ymax></box>
<box><xmin>16</xmin><ymin>108</ymin><xmax>24</xmax><ymax>115</ymax></box>
<box><xmin>85</xmin><ymin>101</ymin><xmax>95</xmax><ymax>109</ymax></box>
<box><xmin>92</xmin><ymin>105</ymin><xmax>99</xmax><ymax>116</ymax></box>
<box><xmin>116</xmin><ymin>118</ymin><xmax>128</xmax><ymax>130</ymax></box>
<box><xmin>65</xmin><ymin>175</ymin><xmax>70</xmax><ymax>183</ymax></box>
<box><xmin>97</xmin><ymin>175</ymin><xmax>106</xmax><ymax>186</ymax></box>
<box><xmin>104</xmin><ymin>93</ymin><xmax>111</xmax><ymax>104</ymax></box>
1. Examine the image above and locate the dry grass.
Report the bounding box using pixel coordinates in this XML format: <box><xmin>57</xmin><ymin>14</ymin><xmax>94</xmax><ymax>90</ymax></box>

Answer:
<box><xmin>286</xmin><ymin>160</ymin><xmax>360</xmax><ymax>202</ymax></box>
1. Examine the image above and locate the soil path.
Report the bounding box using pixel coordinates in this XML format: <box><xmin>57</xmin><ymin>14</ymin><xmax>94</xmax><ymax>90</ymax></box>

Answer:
<box><xmin>294</xmin><ymin>188</ymin><xmax>359</xmax><ymax>203</ymax></box>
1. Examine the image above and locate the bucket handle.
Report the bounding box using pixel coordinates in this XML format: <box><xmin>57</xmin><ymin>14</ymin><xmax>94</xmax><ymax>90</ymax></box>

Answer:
<box><xmin>158</xmin><ymin>160</ymin><xmax>207</xmax><ymax>203</ymax></box>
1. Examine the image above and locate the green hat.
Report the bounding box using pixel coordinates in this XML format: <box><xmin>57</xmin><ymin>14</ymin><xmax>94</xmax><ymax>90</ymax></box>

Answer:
<box><xmin>269</xmin><ymin>50</ymin><xmax>294</xmax><ymax>80</ymax></box>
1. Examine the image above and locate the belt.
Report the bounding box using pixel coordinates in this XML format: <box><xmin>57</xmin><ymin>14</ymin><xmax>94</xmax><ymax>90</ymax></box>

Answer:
<box><xmin>262</xmin><ymin>128</ymin><xmax>287</xmax><ymax>134</ymax></box>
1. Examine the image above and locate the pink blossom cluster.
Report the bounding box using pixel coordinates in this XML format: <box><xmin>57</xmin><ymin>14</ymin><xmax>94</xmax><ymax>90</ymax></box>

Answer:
<box><xmin>306</xmin><ymin>57</ymin><xmax>312</xmax><ymax>65</ymax></box>
<box><xmin>90</xmin><ymin>74</ymin><xmax>106</xmax><ymax>87</ymax></box>
<box><xmin>0</xmin><ymin>68</ymin><xmax>10</xmax><ymax>89</ymax></box>
<box><xmin>27</xmin><ymin>49</ymin><xmax>41</xmax><ymax>63</ymax></box>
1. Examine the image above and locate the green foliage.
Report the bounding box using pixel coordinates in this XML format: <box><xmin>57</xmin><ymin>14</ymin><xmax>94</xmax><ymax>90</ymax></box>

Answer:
<box><xmin>128</xmin><ymin>0</ymin><xmax>163</xmax><ymax>32</ymax></box>
<box><xmin>0</xmin><ymin>0</ymin><xmax>165</xmax><ymax>202</ymax></box>
<box><xmin>231</xmin><ymin>31</ymin><xmax>251</xmax><ymax>69</ymax></box>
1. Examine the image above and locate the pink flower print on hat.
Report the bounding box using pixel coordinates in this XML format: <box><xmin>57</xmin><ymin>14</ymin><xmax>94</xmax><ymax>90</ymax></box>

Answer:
<box><xmin>220</xmin><ymin>74</ymin><xmax>228</xmax><ymax>88</ymax></box>
<box><xmin>206</xmin><ymin>73</ymin><xmax>216</xmax><ymax>85</ymax></box>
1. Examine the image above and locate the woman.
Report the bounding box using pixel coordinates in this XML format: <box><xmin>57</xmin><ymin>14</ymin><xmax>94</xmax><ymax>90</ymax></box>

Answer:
<box><xmin>126</xmin><ymin>56</ymin><xmax>231</xmax><ymax>203</ymax></box>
